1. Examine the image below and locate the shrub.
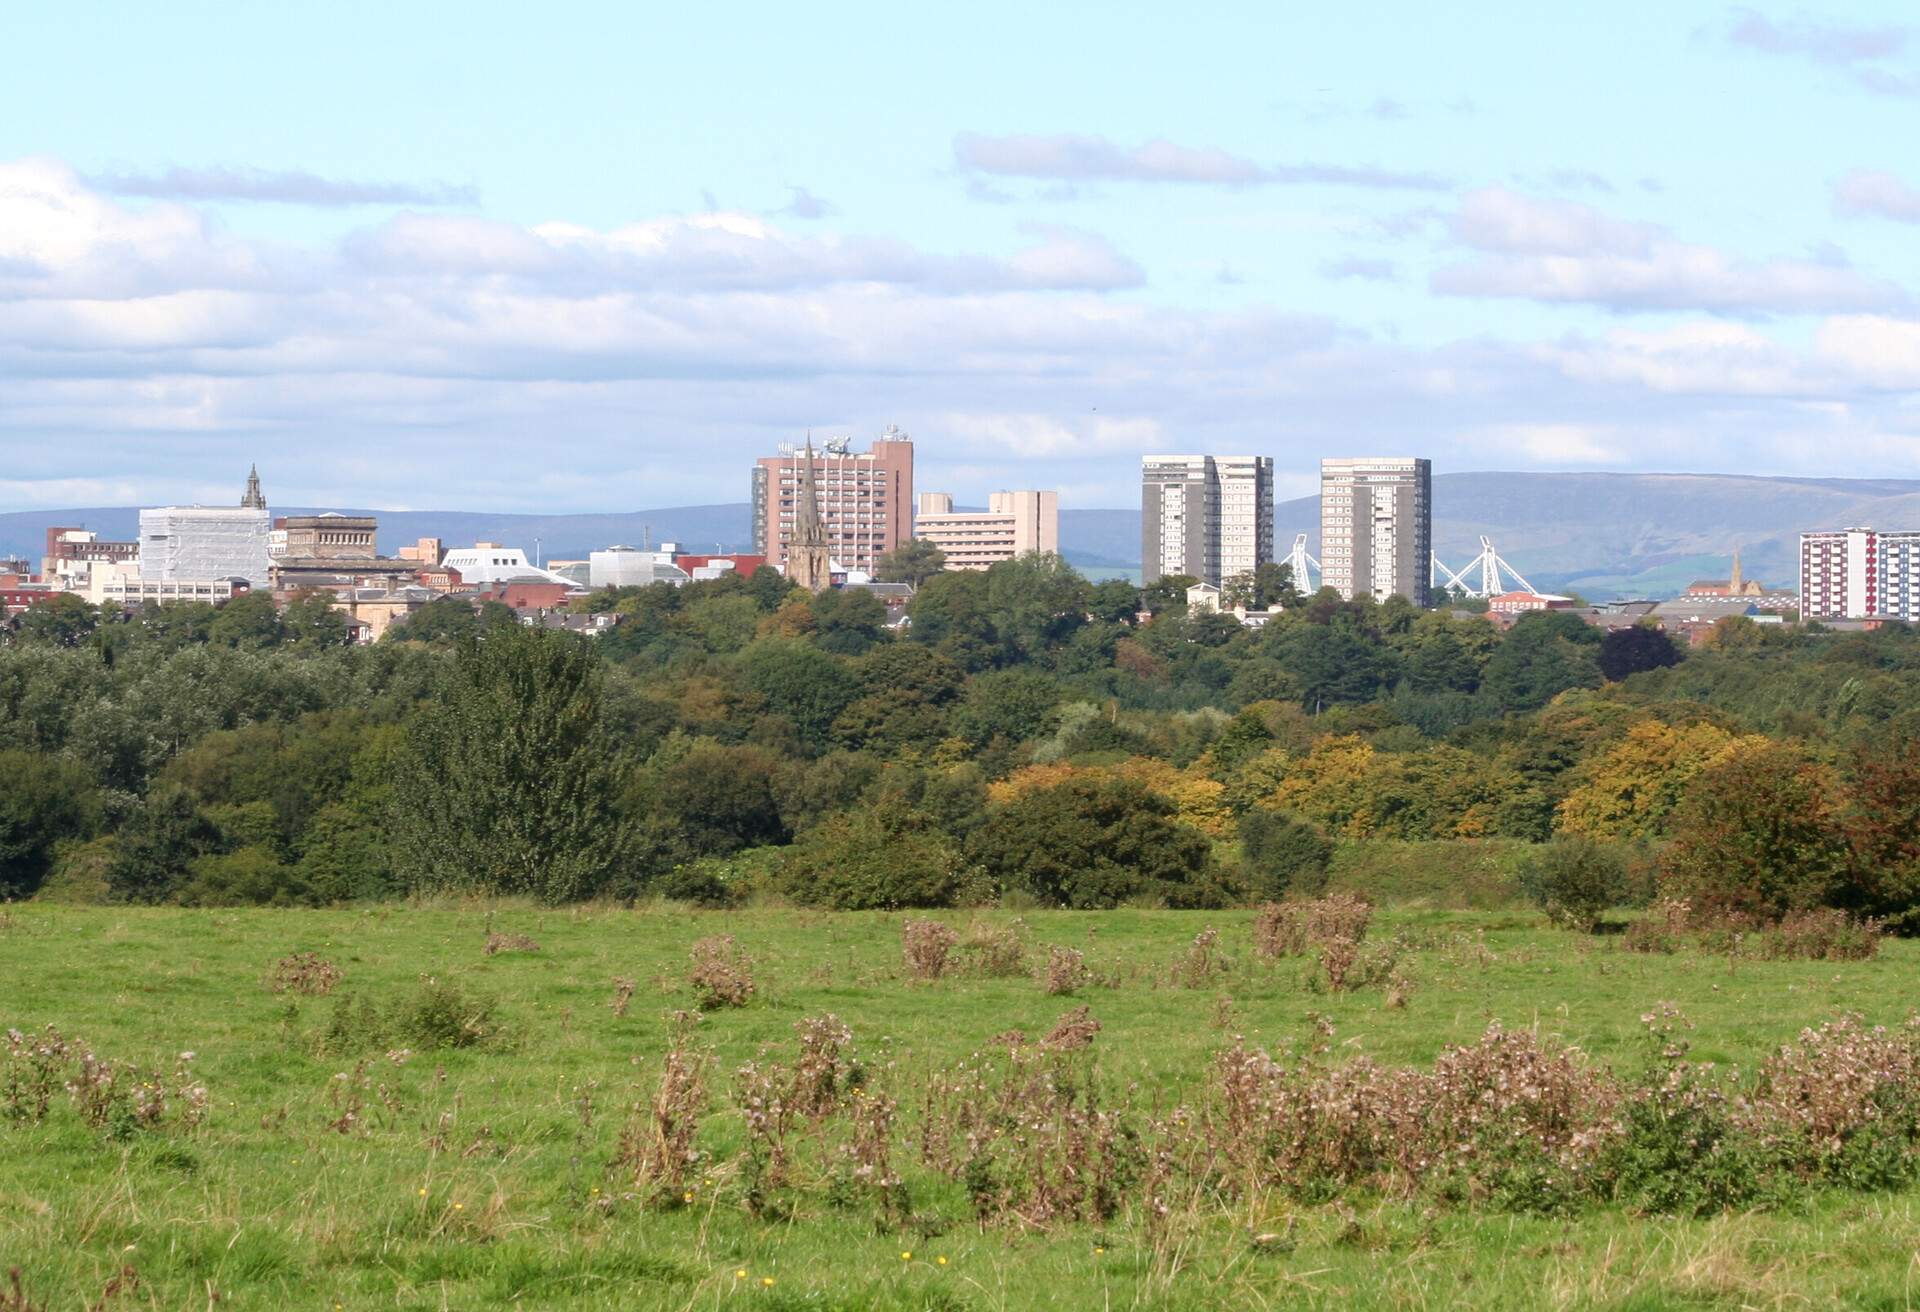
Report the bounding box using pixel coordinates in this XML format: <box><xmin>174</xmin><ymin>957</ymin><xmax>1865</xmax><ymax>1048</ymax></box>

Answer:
<box><xmin>902</xmin><ymin>919</ymin><xmax>960</xmax><ymax>981</ymax></box>
<box><xmin>1041</xmin><ymin>1005</ymin><xmax>1101</xmax><ymax>1051</ymax></box>
<box><xmin>959</xmin><ymin>919</ymin><xmax>1029</xmax><ymax>977</ymax></box>
<box><xmin>317</xmin><ymin>979</ymin><xmax>499</xmax><ymax>1053</ymax></box>
<box><xmin>689</xmin><ymin>936</ymin><xmax>755</xmax><ymax>1009</ymax></box>
<box><xmin>615</xmin><ymin>1012</ymin><xmax>711</xmax><ymax>1204</ymax></box>
<box><xmin>966</xmin><ymin>776</ymin><xmax>1222</xmax><ymax>909</ymax></box>
<box><xmin>1518</xmin><ymin>838</ymin><xmax>1630</xmax><ymax>932</ymax></box>
<box><xmin>1760</xmin><ymin>908</ymin><xmax>1883</xmax><ymax>961</ymax></box>
<box><xmin>1238</xmin><ymin>810</ymin><xmax>1331</xmax><ymax>900</ymax></box>
<box><xmin>1623</xmin><ymin>898</ymin><xmax>1691</xmax><ymax>954</ymax></box>
<box><xmin>780</xmin><ymin>811</ymin><xmax>963</xmax><ymax>910</ymax></box>
<box><xmin>1659</xmin><ymin>743</ymin><xmax>1849</xmax><ymax>921</ymax></box>
<box><xmin>1251</xmin><ymin>894</ymin><xmax>1372</xmax><ymax>958</ymax></box>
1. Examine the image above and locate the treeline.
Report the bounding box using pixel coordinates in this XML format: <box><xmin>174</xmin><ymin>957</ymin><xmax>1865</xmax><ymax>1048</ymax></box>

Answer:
<box><xmin>2</xmin><ymin>555</ymin><xmax>1918</xmax><ymax>925</ymax></box>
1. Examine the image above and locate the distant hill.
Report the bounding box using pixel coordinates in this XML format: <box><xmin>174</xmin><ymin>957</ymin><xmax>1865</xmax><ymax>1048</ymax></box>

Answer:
<box><xmin>8</xmin><ymin>473</ymin><xmax>1919</xmax><ymax>599</ymax></box>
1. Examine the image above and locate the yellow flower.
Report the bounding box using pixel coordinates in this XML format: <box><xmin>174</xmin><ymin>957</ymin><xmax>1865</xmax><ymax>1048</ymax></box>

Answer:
<box><xmin>734</xmin><ymin>1269</ymin><xmax>747</xmax><ymax>1280</ymax></box>
<box><xmin>416</xmin><ymin>1188</ymin><xmax>427</xmax><ymax>1197</ymax></box>
<box><xmin>901</xmin><ymin>1251</ymin><xmax>912</xmax><ymax>1261</ymax></box>
<box><xmin>762</xmin><ymin>1277</ymin><xmax>775</xmax><ymax>1287</ymax></box>
<box><xmin>452</xmin><ymin>1202</ymin><xmax>464</xmax><ymax>1211</ymax></box>
<box><xmin>683</xmin><ymin>1191</ymin><xmax>694</xmax><ymax>1203</ymax></box>
<box><xmin>936</xmin><ymin>1256</ymin><xmax>948</xmax><ymax>1266</ymax></box>
<box><xmin>1095</xmin><ymin>1246</ymin><xmax>1106</xmax><ymax>1254</ymax></box>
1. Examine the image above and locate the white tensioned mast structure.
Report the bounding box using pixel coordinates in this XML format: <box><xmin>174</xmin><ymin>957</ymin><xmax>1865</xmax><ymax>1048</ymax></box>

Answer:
<box><xmin>1431</xmin><ymin>536</ymin><xmax>1535</xmax><ymax>599</ymax></box>
<box><xmin>1284</xmin><ymin>533</ymin><xmax>1319</xmax><ymax>592</ymax></box>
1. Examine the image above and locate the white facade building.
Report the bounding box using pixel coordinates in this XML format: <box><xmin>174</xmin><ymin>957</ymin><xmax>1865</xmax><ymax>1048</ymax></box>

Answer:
<box><xmin>588</xmin><ymin>546</ymin><xmax>691</xmax><ymax>589</ymax></box>
<box><xmin>1801</xmin><ymin>528</ymin><xmax>1920</xmax><ymax>621</ymax></box>
<box><xmin>440</xmin><ymin>542</ymin><xmax>578</xmax><ymax>587</ymax></box>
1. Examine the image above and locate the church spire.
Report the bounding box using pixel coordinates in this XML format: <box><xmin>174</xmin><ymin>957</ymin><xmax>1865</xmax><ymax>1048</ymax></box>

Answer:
<box><xmin>787</xmin><ymin>437</ymin><xmax>832</xmax><ymax>592</ymax></box>
<box><xmin>241</xmin><ymin>463</ymin><xmax>266</xmax><ymax>510</ymax></box>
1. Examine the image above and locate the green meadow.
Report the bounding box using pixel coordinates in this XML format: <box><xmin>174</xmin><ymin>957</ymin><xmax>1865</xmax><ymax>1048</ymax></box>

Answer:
<box><xmin>3</xmin><ymin>902</ymin><xmax>1918</xmax><ymax>1310</ymax></box>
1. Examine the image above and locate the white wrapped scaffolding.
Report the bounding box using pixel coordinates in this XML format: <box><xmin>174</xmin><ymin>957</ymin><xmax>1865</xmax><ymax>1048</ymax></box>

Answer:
<box><xmin>138</xmin><ymin>507</ymin><xmax>272</xmax><ymax>584</ymax></box>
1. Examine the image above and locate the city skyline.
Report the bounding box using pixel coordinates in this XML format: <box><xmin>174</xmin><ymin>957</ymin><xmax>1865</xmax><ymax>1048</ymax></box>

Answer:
<box><xmin>6</xmin><ymin>4</ymin><xmax>1920</xmax><ymax>515</ymax></box>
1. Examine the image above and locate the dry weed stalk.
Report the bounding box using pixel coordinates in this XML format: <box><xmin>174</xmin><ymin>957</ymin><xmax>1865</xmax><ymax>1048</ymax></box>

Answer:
<box><xmin>615</xmin><ymin>1012</ymin><xmax>711</xmax><ymax>1202</ymax></box>
<box><xmin>267</xmin><ymin>952</ymin><xmax>342</xmax><ymax>996</ymax></box>
<box><xmin>1041</xmin><ymin>945</ymin><xmax>1091</xmax><ymax>996</ymax></box>
<box><xmin>901</xmin><ymin>920</ymin><xmax>961</xmax><ymax>981</ymax></box>
<box><xmin>688</xmin><ymin>936</ymin><xmax>755</xmax><ymax>1009</ymax></box>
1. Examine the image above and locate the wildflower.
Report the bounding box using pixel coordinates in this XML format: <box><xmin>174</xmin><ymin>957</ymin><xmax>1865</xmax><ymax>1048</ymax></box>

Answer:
<box><xmin>901</xmin><ymin>1250</ymin><xmax>912</xmax><ymax>1261</ymax></box>
<box><xmin>683</xmin><ymin>1190</ymin><xmax>694</xmax><ymax>1203</ymax></box>
<box><xmin>416</xmin><ymin>1188</ymin><xmax>427</xmax><ymax>1197</ymax></box>
<box><xmin>936</xmin><ymin>1256</ymin><xmax>948</xmax><ymax>1266</ymax></box>
<box><xmin>453</xmin><ymin>1202</ymin><xmax>463</xmax><ymax>1211</ymax></box>
<box><xmin>762</xmin><ymin>1276</ymin><xmax>775</xmax><ymax>1286</ymax></box>
<box><xmin>1094</xmin><ymin>1246</ymin><xmax>1106</xmax><ymax>1254</ymax></box>
<box><xmin>735</xmin><ymin>1269</ymin><xmax>747</xmax><ymax>1280</ymax></box>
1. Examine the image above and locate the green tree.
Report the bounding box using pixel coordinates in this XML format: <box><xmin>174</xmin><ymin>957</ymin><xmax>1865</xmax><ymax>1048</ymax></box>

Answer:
<box><xmin>16</xmin><ymin>593</ymin><xmax>99</xmax><ymax>648</ymax></box>
<box><xmin>953</xmin><ymin>669</ymin><xmax>1062</xmax><ymax>745</ymax></box>
<box><xmin>735</xmin><ymin>638</ymin><xmax>859</xmax><ymax>749</ymax></box>
<box><xmin>0</xmin><ymin>752</ymin><xmax>98</xmax><ymax>898</ymax></box>
<box><xmin>1599</xmin><ymin>624</ymin><xmax>1683</xmax><ymax>682</ymax></box>
<box><xmin>281</xmin><ymin>591</ymin><xmax>352</xmax><ymax>650</ymax></box>
<box><xmin>875</xmin><ymin>538</ymin><xmax>947</xmax><ymax>587</ymax></box>
<box><xmin>389</xmin><ymin>625</ymin><xmax>634</xmax><ymax>903</ymax></box>
<box><xmin>107</xmin><ymin>786</ymin><xmax>220</xmax><ymax>903</ymax></box>
<box><xmin>208</xmin><ymin>590</ymin><xmax>285</xmax><ymax>650</ymax></box>
<box><xmin>1478</xmin><ymin>611</ymin><xmax>1602</xmax><ymax>712</ymax></box>
<box><xmin>984</xmin><ymin>552</ymin><xmax>1089</xmax><ymax>663</ymax></box>
<box><xmin>1237</xmin><ymin>808</ymin><xmax>1331</xmax><ymax>900</ymax></box>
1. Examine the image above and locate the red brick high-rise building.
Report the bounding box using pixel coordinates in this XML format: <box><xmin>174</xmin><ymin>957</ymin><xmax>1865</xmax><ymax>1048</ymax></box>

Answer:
<box><xmin>751</xmin><ymin>427</ymin><xmax>913</xmax><ymax>577</ymax></box>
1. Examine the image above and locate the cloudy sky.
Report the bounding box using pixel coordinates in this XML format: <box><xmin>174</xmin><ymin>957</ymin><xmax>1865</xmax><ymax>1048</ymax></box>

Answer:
<box><xmin>4</xmin><ymin>1</ymin><xmax>1920</xmax><ymax>513</ymax></box>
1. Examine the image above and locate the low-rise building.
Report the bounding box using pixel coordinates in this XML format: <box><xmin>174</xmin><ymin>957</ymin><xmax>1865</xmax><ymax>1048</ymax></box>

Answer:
<box><xmin>443</xmin><ymin>542</ymin><xmax>578</xmax><ymax>587</ymax></box>
<box><xmin>913</xmin><ymin>490</ymin><xmax>1059</xmax><ymax>570</ymax></box>
<box><xmin>1488</xmin><ymin>590</ymin><xmax>1576</xmax><ymax>616</ymax></box>
<box><xmin>42</xmin><ymin>527</ymin><xmax>139</xmax><ymax>591</ymax></box>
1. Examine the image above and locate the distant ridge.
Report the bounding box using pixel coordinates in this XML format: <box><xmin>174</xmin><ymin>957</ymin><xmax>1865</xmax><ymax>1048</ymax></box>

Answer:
<box><xmin>8</xmin><ymin>473</ymin><xmax>1920</xmax><ymax>599</ymax></box>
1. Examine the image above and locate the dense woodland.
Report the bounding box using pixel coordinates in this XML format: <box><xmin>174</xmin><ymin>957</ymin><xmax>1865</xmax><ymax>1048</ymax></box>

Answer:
<box><xmin>2</xmin><ymin>554</ymin><xmax>1918</xmax><ymax>928</ymax></box>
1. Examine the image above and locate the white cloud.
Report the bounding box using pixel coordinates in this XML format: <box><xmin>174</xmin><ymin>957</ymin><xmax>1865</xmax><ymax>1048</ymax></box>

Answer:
<box><xmin>6</xmin><ymin>155</ymin><xmax>1920</xmax><ymax>513</ymax></box>
<box><xmin>1833</xmin><ymin>168</ymin><xmax>1920</xmax><ymax>222</ymax></box>
<box><xmin>89</xmin><ymin>165</ymin><xmax>477</xmax><ymax>207</ymax></box>
<box><xmin>952</xmin><ymin>132</ymin><xmax>1449</xmax><ymax>191</ymax></box>
<box><xmin>1434</xmin><ymin>187</ymin><xmax>1906</xmax><ymax>314</ymax></box>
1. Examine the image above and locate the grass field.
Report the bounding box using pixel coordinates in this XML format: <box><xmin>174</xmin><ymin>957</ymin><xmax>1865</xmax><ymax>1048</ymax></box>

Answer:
<box><xmin>4</xmin><ymin>901</ymin><xmax>1920</xmax><ymax>1310</ymax></box>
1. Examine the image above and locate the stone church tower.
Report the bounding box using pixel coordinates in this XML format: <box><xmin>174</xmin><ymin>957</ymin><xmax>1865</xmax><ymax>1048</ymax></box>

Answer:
<box><xmin>786</xmin><ymin>439</ymin><xmax>833</xmax><ymax>592</ymax></box>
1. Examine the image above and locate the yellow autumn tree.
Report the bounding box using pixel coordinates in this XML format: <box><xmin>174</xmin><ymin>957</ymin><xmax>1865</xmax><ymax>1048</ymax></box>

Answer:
<box><xmin>1262</xmin><ymin>735</ymin><xmax>1382</xmax><ymax>838</ymax></box>
<box><xmin>1555</xmin><ymin>719</ymin><xmax>1767</xmax><ymax>839</ymax></box>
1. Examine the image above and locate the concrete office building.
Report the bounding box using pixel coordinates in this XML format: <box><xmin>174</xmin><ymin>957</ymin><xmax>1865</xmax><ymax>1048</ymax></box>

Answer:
<box><xmin>1141</xmin><ymin>455</ymin><xmax>1273</xmax><ymax>587</ymax></box>
<box><xmin>751</xmin><ymin>427</ymin><xmax>914</xmax><ymax>576</ymax></box>
<box><xmin>1319</xmin><ymin>457</ymin><xmax>1431</xmax><ymax>607</ymax></box>
<box><xmin>914</xmin><ymin>490</ymin><xmax>1059</xmax><ymax>570</ymax></box>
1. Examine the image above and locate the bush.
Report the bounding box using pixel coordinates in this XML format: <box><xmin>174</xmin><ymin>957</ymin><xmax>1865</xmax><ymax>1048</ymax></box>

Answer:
<box><xmin>780</xmin><ymin>811</ymin><xmax>962</xmax><ymax>910</ymax></box>
<box><xmin>318</xmin><ymin>979</ymin><xmax>499</xmax><ymax>1053</ymax></box>
<box><xmin>966</xmin><ymin>776</ymin><xmax>1223</xmax><ymax>909</ymax></box>
<box><xmin>1237</xmin><ymin>810</ymin><xmax>1331</xmax><ymax>900</ymax></box>
<box><xmin>1659</xmin><ymin>744</ymin><xmax>1849</xmax><ymax>921</ymax></box>
<box><xmin>1517</xmin><ymin>838</ymin><xmax>1630</xmax><ymax>932</ymax></box>
<box><xmin>1760</xmin><ymin>908</ymin><xmax>1883</xmax><ymax>961</ymax></box>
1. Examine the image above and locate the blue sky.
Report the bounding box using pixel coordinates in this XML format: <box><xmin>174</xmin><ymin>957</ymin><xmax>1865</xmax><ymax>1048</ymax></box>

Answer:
<box><xmin>4</xmin><ymin>1</ymin><xmax>1920</xmax><ymax>512</ymax></box>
